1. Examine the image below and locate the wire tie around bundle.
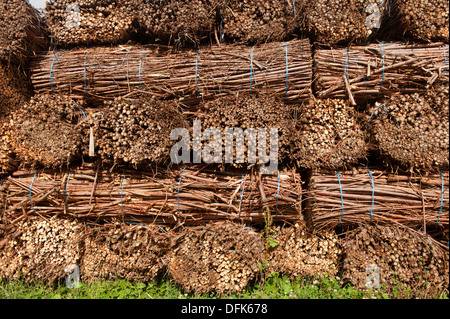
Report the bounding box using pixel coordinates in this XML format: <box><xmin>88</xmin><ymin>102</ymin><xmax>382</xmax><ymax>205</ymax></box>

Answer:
<box><xmin>366</xmin><ymin>167</ymin><xmax>375</xmax><ymax>222</ymax></box>
<box><xmin>437</xmin><ymin>170</ymin><xmax>444</xmax><ymax>224</ymax></box>
<box><xmin>368</xmin><ymin>103</ymin><xmax>388</xmax><ymax>122</ymax></box>
<box><xmin>442</xmin><ymin>45</ymin><xmax>447</xmax><ymax>89</ymax></box>
<box><xmin>139</xmin><ymin>50</ymin><xmax>144</xmax><ymax>89</ymax></box>
<box><xmin>83</xmin><ymin>49</ymin><xmax>91</xmax><ymax>97</ymax></box>
<box><xmin>377</xmin><ymin>43</ymin><xmax>385</xmax><ymax>96</ymax></box>
<box><xmin>178</xmin><ymin>165</ymin><xmax>187</xmax><ymax>215</ymax></box>
<box><xmin>336</xmin><ymin>172</ymin><xmax>344</xmax><ymax>226</ymax></box>
<box><xmin>250</xmin><ymin>47</ymin><xmax>257</xmax><ymax>92</ymax></box>
<box><xmin>50</xmin><ymin>51</ymin><xmax>61</xmax><ymax>94</ymax></box>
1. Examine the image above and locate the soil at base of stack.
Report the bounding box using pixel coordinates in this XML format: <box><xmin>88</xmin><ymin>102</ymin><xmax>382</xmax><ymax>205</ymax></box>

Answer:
<box><xmin>168</xmin><ymin>221</ymin><xmax>263</xmax><ymax>294</ymax></box>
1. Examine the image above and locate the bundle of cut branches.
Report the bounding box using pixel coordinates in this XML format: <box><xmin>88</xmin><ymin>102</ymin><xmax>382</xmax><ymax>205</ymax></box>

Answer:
<box><xmin>191</xmin><ymin>93</ymin><xmax>294</xmax><ymax>164</ymax></box>
<box><xmin>169</xmin><ymin>221</ymin><xmax>263</xmax><ymax>294</ymax></box>
<box><xmin>220</xmin><ymin>0</ymin><xmax>302</xmax><ymax>44</ymax></box>
<box><xmin>306</xmin><ymin>168</ymin><xmax>449</xmax><ymax>232</ymax></box>
<box><xmin>0</xmin><ymin>118</ymin><xmax>18</xmax><ymax>174</ymax></box>
<box><xmin>387</xmin><ymin>0</ymin><xmax>449</xmax><ymax>42</ymax></box>
<box><xmin>137</xmin><ymin>0</ymin><xmax>219</xmax><ymax>46</ymax></box>
<box><xmin>304</xmin><ymin>0</ymin><xmax>387</xmax><ymax>45</ymax></box>
<box><xmin>4</xmin><ymin>94</ymin><xmax>86</xmax><ymax>168</ymax></box>
<box><xmin>291</xmin><ymin>98</ymin><xmax>368</xmax><ymax>169</ymax></box>
<box><xmin>1</xmin><ymin>163</ymin><xmax>303</xmax><ymax>226</ymax></box>
<box><xmin>89</xmin><ymin>95</ymin><xmax>186</xmax><ymax>166</ymax></box>
<box><xmin>45</xmin><ymin>0</ymin><xmax>139</xmax><ymax>46</ymax></box>
<box><xmin>0</xmin><ymin>0</ymin><xmax>49</xmax><ymax>66</ymax></box>
<box><xmin>0</xmin><ymin>63</ymin><xmax>32</xmax><ymax>119</ymax></box>
<box><xmin>314</xmin><ymin>42</ymin><xmax>449</xmax><ymax>104</ymax></box>
<box><xmin>341</xmin><ymin>225</ymin><xmax>449</xmax><ymax>296</ymax></box>
<box><xmin>368</xmin><ymin>90</ymin><xmax>449</xmax><ymax>171</ymax></box>
<box><xmin>29</xmin><ymin>39</ymin><xmax>312</xmax><ymax>106</ymax></box>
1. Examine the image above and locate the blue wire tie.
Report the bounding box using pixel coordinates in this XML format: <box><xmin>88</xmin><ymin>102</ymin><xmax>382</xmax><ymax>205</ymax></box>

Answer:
<box><xmin>336</xmin><ymin>172</ymin><xmax>344</xmax><ymax>226</ymax></box>
<box><xmin>74</xmin><ymin>102</ymin><xmax>87</xmax><ymax>118</ymax></box>
<box><xmin>250</xmin><ymin>47</ymin><xmax>257</xmax><ymax>92</ymax></box>
<box><xmin>293</xmin><ymin>1</ymin><xmax>297</xmax><ymax>23</ymax></box>
<box><xmin>368</xmin><ymin>103</ymin><xmax>388</xmax><ymax>122</ymax></box>
<box><xmin>366</xmin><ymin>167</ymin><xmax>375</xmax><ymax>222</ymax></box>
<box><xmin>178</xmin><ymin>165</ymin><xmax>187</xmax><ymax>215</ymax></box>
<box><xmin>437</xmin><ymin>170</ymin><xmax>445</xmax><ymax>224</ymax></box>
<box><xmin>29</xmin><ymin>171</ymin><xmax>37</xmax><ymax>213</ymax></box>
<box><xmin>83</xmin><ymin>49</ymin><xmax>92</xmax><ymax>97</ymax></box>
<box><xmin>65</xmin><ymin>172</ymin><xmax>71</xmax><ymax>212</ymax></box>
<box><xmin>238</xmin><ymin>173</ymin><xmax>244</xmax><ymax>219</ymax></box>
<box><xmin>139</xmin><ymin>50</ymin><xmax>143</xmax><ymax>89</ymax></box>
<box><xmin>343</xmin><ymin>47</ymin><xmax>349</xmax><ymax>81</ymax></box>
<box><xmin>276</xmin><ymin>170</ymin><xmax>281</xmax><ymax>215</ymax></box>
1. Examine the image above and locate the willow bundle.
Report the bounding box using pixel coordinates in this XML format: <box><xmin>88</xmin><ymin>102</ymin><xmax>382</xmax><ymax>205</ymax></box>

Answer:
<box><xmin>266</xmin><ymin>223</ymin><xmax>341</xmax><ymax>278</ymax></box>
<box><xmin>4</xmin><ymin>94</ymin><xmax>86</xmax><ymax>168</ymax></box>
<box><xmin>0</xmin><ymin>217</ymin><xmax>87</xmax><ymax>284</ymax></box>
<box><xmin>90</xmin><ymin>95</ymin><xmax>186</xmax><ymax>166</ymax></box>
<box><xmin>220</xmin><ymin>0</ymin><xmax>302</xmax><ymax>44</ymax></box>
<box><xmin>368</xmin><ymin>90</ymin><xmax>449</xmax><ymax>171</ymax></box>
<box><xmin>45</xmin><ymin>0</ymin><xmax>139</xmax><ymax>46</ymax></box>
<box><xmin>388</xmin><ymin>0</ymin><xmax>449</xmax><ymax>42</ymax></box>
<box><xmin>81</xmin><ymin>222</ymin><xmax>172</xmax><ymax>283</ymax></box>
<box><xmin>169</xmin><ymin>221</ymin><xmax>263</xmax><ymax>294</ymax></box>
<box><xmin>30</xmin><ymin>39</ymin><xmax>312</xmax><ymax>106</ymax></box>
<box><xmin>291</xmin><ymin>98</ymin><xmax>368</xmax><ymax>169</ymax></box>
<box><xmin>0</xmin><ymin>63</ymin><xmax>32</xmax><ymax>119</ymax></box>
<box><xmin>341</xmin><ymin>225</ymin><xmax>449</xmax><ymax>296</ymax></box>
<box><xmin>1</xmin><ymin>164</ymin><xmax>302</xmax><ymax>226</ymax></box>
<box><xmin>192</xmin><ymin>93</ymin><xmax>294</xmax><ymax>163</ymax></box>
<box><xmin>304</xmin><ymin>0</ymin><xmax>387</xmax><ymax>45</ymax></box>
<box><xmin>0</xmin><ymin>0</ymin><xmax>49</xmax><ymax>66</ymax></box>
<box><xmin>314</xmin><ymin>42</ymin><xmax>449</xmax><ymax>103</ymax></box>
<box><xmin>306</xmin><ymin>168</ymin><xmax>449</xmax><ymax>231</ymax></box>
<box><xmin>137</xmin><ymin>0</ymin><xmax>219</xmax><ymax>46</ymax></box>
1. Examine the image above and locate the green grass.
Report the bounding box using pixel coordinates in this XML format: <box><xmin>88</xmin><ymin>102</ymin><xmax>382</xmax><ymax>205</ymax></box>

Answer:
<box><xmin>1</xmin><ymin>272</ymin><xmax>447</xmax><ymax>299</ymax></box>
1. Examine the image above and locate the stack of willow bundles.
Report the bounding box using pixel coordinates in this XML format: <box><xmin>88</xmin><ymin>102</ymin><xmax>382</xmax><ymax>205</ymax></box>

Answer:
<box><xmin>291</xmin><ymin>98</ymin><xmax>368</xmax><ymax>169</ymax></box>
<box><xmin>4</xmin><ymin>94</ymin><xmax>86</xmax><ymax>168</ymax></box>
<box><xmin>0</xmin><ymin>0</ymin><xmax>48</xmax><ymax>66</ymax></box>
<box><xmin>220</xmin><ymin>0</ymin><xmax>302</xmax><ymax>44</ymax></box>
<box><xmin>45</xmin><ymin>0</ymin><xmax>139</xmax><ymax>46</ymax></box>
<box><xmin>137</xmin><ymin>0</ymin><xmax>218</xmax><ymax>46</ymax></box>
<box><xmin>306</xmin><ymin>168</ymin><xmax>449</xmax><ymax>231</ymax></box>
<box><xmin>90</xmin><ymin>95</ymin><xmax>186</xmax><ymax>166</ymax></box>
<box><xmin>1</xmin><ymin>164</ymin><xmax>302</xmax><ymax>226</ymax></box>
<box><xmin>388</xmin><ymin>0</ymin><xmax>449</xmax><ymax>42</ymax></box>
<box><xmin>314</xmin><ymin>42</ymin><xmax>449</xmax><ymax>103</ymax></box>
<box><xmin>368</xmin><ymin>90</ymin><xmax>449</xmax><ymax>171</ymax></box>
<box><xmin>29</xmin><ymin>39</ymin><xmax>312</xmax><ymax>106</ymax></box>
<box><xmin>341</xmin><ymin>225</ymin><xmax>449</xmax><ymax>296</ymax></box>
<box><xmin>193</xmin><ymin>93</ymin><xmax>294</xmax><ymax>163</ymax></box>
<box><xmin>304</xmin><ymin>0</ymin><xmax>387</xmax><ymax>45</ymax></box>
<box><xmin>169</xmin><ymin>222</ymin><xmax>263</xmax><ymax>294</ymax></box>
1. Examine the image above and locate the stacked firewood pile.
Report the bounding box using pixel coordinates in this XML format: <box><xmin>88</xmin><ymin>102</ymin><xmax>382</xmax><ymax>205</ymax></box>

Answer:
<box><xmin>291</xmin><ymin>98</ymin><xmax>368</xmax><ymax>169</ymax></box>
<box><xmin>169</xmin><ymin>222</ymin><xmax>263</xmax><ymax>294</ymax></box>
<box><xmin>0</xmin><ymin>0</ymin><xmax>49</xmax><ymax>66</ymax></box>
<box><xmin>368</xmin><ymin>90</ymin><xmax>449</xmax><ymax>170</ymax></box>
<box><xmin>0</xmin><ymin>63</ymin><xmax>31</xmax><ymax>119</ymax></box>
<box><xmin>388</xmin><ymin>0</ymin><xmax>449</xmax><ymax>42</ymax></box>
<box><xmin>341</xmin><ymin>225</ymin><xmax>449</xmax><ymax>296</ymax></box>
<box><xmin>44</xmin><ymin>0</ymin><xmax>139</xmax><ymax>46</ymax></box>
